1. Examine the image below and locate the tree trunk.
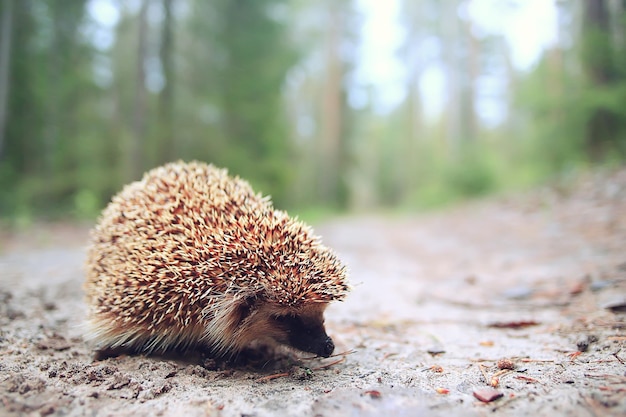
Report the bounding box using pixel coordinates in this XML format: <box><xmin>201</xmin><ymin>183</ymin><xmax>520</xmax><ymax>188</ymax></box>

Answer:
<box><xmin>131</xmin><ymin>0</ymin><xmax>149</xmax><ymax>179</ymax></box>
<box><xmin>45</xmin><ymin>3</ymin><xmax>63</xmax><ymax>177</ymax></box>
<box><xmin>319</xmin><ymin>2</ymin><xmax>343</xmax><ymax>205</ymax></box>
<box><xmin>158</xmin><ymin>0</ymin><xmax>174</xmax><ymax>164</ymax></box>
<box><xmin>584</xmin><ymin>0</ymin><xmax>612</xmax><ymax>84</ymax></box>
<box><xmin>461</xmin><ymin>8</ymin><xmax>477</xmax><ymax>143</ymax></box>
<box><xmin>582</xmin><ymin>0</ymin><xmax>616</xmax><ymax>161</ymax></box>
<box><xmin>403</xmin><ymin>77</ymin><xmax>422</xmax><ymax>198</ymax></box>
<box><xmin>0</xmin><ymin>0</ymin><xmax>14</xmax><ymax>160</ymax></box>
<box><xmin>441</xmin><ymin>0</ymin><xmax>461</xmax><ymax>152</ymax></box>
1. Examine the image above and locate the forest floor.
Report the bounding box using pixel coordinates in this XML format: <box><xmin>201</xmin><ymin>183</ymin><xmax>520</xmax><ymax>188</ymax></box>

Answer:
<box><xmin>1</xmin><ymin>168</ymin><xmax>626</xmax><ymax>417</ymax></box>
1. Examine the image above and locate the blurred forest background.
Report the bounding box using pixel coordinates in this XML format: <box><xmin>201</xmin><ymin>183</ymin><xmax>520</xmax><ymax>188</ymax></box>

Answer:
<box><xmin>0</xmin><ymin>0</ymin><xmax>625</xmax><ymax>223</ymax></box>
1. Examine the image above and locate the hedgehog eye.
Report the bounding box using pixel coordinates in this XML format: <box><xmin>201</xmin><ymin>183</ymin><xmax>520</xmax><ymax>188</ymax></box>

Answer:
<box><xmin>272</xmin><ymin>314</ymin><xmax>297</xmax><ymax>326</ymax></box>
<box><xmin>273</xmin><ymin>314</ymin><xmax>289</xmax><ymax>323</ymax></box>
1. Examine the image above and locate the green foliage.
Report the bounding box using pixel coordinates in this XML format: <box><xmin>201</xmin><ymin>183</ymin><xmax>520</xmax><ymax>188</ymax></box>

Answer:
<box><xmin>290</xmin><ymin>205</ymin><xmax>343</xmax><ymax>225</ymax></box>
<box><xmin>0</xmin><ymin>0</ymin><xmax>299</xmax><ymax>220</ymax></box>
<box><xmin>509</xmin><ymin>0</ymin><xmax>626</xmax><ymax>177</ymax></box>
<box><xmin>445</xmin><ymin>148</ymin><xmax>496</xmax><ymax>198</ymax></box>
<box><xmin>2</xmin><ymin>0</ymin><xmax>626</xmax><ymax>223</ymax></box>
<box><xmin>578</xmin><ymin>0</ymin><xmax>626</xmax><ymax>161</ymax></box>
<box><xmin>402</xmin><ymin>141</ymin><xmax>502</xmax><ymax>210</ymax></box>
<box><xmin>513</xmin><ymin>57</ymin><xmax>586</xmax><ymax>175</ymax></box>
<box><xmin>1</xmin><ymin>0</ymin><xmax>97</xmax><ymax>219</ymax></box>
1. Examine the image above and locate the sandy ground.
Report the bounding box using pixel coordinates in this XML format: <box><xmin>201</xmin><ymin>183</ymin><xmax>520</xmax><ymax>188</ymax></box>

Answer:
<box><xmin>1</xmin><ymin>169</ymin><xmax>626</xmax><ymax>417</ymax></box>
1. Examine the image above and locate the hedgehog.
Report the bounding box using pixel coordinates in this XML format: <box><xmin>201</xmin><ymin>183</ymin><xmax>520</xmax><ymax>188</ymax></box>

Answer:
<box><xmin>84</xmin><ymin>161</ymin><xmax>349</xmax><ymax>359</ymax></box>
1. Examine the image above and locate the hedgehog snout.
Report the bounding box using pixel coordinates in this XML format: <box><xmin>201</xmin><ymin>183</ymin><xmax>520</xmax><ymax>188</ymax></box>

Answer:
<box><xmin>291</xmin><ymin>330</ymin><xmax>335</xmax><ymax>358</ymax></box>
<box><xmin>318</xmin><ymin>336</ymin><xmax>335</xmax><ymax>358</ymax></box>
<box><xmin>277</xmin><ymin>314</ymin><xmax>336</xmax><ymax>357</ymax></box>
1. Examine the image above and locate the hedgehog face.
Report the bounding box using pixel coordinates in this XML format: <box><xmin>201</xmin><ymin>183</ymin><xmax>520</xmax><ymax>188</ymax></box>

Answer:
<box><xmin>232</xmin><ymin>301</ymin><xmax>335</xmax><ymax>357</ymax></box>
<box><xmin>271</xmin><ymin>312</ymin><xmax>335</xmax><ymax>357</ymax></box>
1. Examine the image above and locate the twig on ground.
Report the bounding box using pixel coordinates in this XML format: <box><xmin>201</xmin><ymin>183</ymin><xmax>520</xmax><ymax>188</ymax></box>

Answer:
<box><xmin>478</xmin><ymin>363</ymin><xmax>490</xmax><ymax>385</ymax></box>
<box><xmin>611</xmin><ymin>349</ymin><xmax>624</xmax><ymax>364</ymax></box>
<box><xmin>471</xmin><ymin>357</ymin><xmax>554</xmax><ymax>363</ymax></box>
<box><xmin>567</xmin><ymin>351</ymin><xmax>583</xmax><ymax>361</ymax></box>
<box><xmin>490</xmin><ymin>370</ymin><xmax>512</xmax><ymax>387</ymax></box>
<box><xmin>599</xmin><ymin>386</ymin><xmax>626</xmax><ymax>393</ymax></box>
<box><xmin>300</xmin><ymin>349</ymin><xmax>356</xmax><ymax>361</ymax></box>
<box><xmin>580</xmin><ymin>393</ymin><xmax>603</xmax><ymax>417</ymax></box>
<box><xmin>515</xmin><ymin>375</ymin><xmax>540</xmax><ymax>384</ymax></box>
<box><xmin>312</xmin><ymin>356</ymin><xmax>345</xmax><ymax>370</ymax></box>
<box><xmin>584</xmin><ymin>373</ymin><xmax>626</xmax><ymax>383</ymax></box>
<box><xmin>518</xmin><ymin>358</ymin><xmax>555</xmax><ymax>363</ymax></box>
<box><xmin>488</xmin><ymin>320</ymin><xmax>540</xmax><ymax>329</ymax></box>
<box><xmin>256</xmin><ymin>372</ymin><xmax>290</xmax><ymax>382</ymax></box>
<box><xmin>258</xmin><ymin>351</ymin><xmax>349</xmax><ymax>382</ymax></box>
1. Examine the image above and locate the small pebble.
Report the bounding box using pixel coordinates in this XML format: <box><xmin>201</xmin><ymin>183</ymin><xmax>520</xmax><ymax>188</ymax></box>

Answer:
<box><xmin>430</xmin><ymin>365</ymin><xmax>444</xmax><ymax>373</ymax></box>
<box><xmin>603</xmin><ymin>299</ymin><xmax>626</xmax><ymax>313</ymax></box>
<box><xmin>473</xmin><ymin>387</ymin><xmax>504</xmax><ymax>403</ymax></box>
<box><xmin>590</xmin><ymin>280</ymin><xmax>612</xmax><ymax>291</ymax></box>
<box><xmin>497</xmin><ymin>359</ymin><xmax>515</xmax><ymax>370</ymax></box>
<box><xmin>427</xmin><ymin>345</ymin><xmax>446</xmax><ymax>356</ymax></box>
<box><xmin>364</xmin><ymin>390</ymin><xmax>382</xmax><ymax>399</ymax></box>
<box><xmin>501</xmin><ymin>286</ymin><xmax>533</xmax><ymax>300</ymax></box>
<box><xmin>576</xmin><ymin>339</ymin><xmax>589</xmax><ymax>352</ymax></box>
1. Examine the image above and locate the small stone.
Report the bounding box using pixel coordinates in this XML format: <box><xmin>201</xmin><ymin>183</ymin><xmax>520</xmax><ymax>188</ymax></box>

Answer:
<box><xmin>107</xmin><ymin>374</ymin><xmax>131</xmax><ymax>390</ymax></box>
<box><xmin>577</xmin><ymin>335</ymin><xmax>598</xmax><ymax>352</ymax></box>
<box><xmin>603</xmin><ymin>299</ymin><xmax>626</xmax><ymax>313</ymax></box>
<box><xmin>39</xmin><ymin>405</ymin><xmax>55</xmax><ymax>416</ymax></box>
<box><xmin>502</xmin><ymin>286</ymin><xmax>533</xmax><ymax>300</ymax></box>
<box><xmin>43</xmin><ymin>301</ymin><xmax>57</xmax><ymax>311</ymax></box>
<box><xmin>497</xmin><ymin>359</ymin><xmax>515</xmax><ymax>370</ymax></box>
<box><xmin>590</xmin><ymin>280</ymin><xmax>612</xmax><ymax>291</ymax></box>
<box><xmin>427</xmin><ymin>345</ymin><xmax>446</xmax><ymax>356</ymax></box>
<box><xmin>364</xmin><ymin>390</ymin><xmax>382</xmax><ymax>399</ymax></box>
<box><xmin>473</xmin><ymin>387</ymin><xmax>504</xmax><ymax>403</ymax></box>
<box><xmin>35</xmin><ymin>335</ymin><xmax>71</xmax><ymax>351</ymax></box>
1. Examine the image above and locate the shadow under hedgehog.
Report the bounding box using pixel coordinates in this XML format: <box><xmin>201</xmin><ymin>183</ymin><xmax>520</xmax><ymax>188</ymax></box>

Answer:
<box><xmin>84</xmin><ymin>161</ymin><xmax>350</xmax><ymax>359</ymax></box>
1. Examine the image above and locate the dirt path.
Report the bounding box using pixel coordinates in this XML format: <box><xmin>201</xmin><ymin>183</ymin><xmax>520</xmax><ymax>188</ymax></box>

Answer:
<box><xmin>1</xmin><ymin>169</ymin><xmax>625</xmax><ymax>416</ymax></box>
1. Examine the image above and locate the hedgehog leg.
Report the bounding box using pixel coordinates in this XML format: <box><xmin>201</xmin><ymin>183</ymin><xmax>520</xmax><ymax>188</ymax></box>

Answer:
<box><xmin>93</xmin><ymin>346</ymin><xmax>130</xmax><ymax>360</ymax></box>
